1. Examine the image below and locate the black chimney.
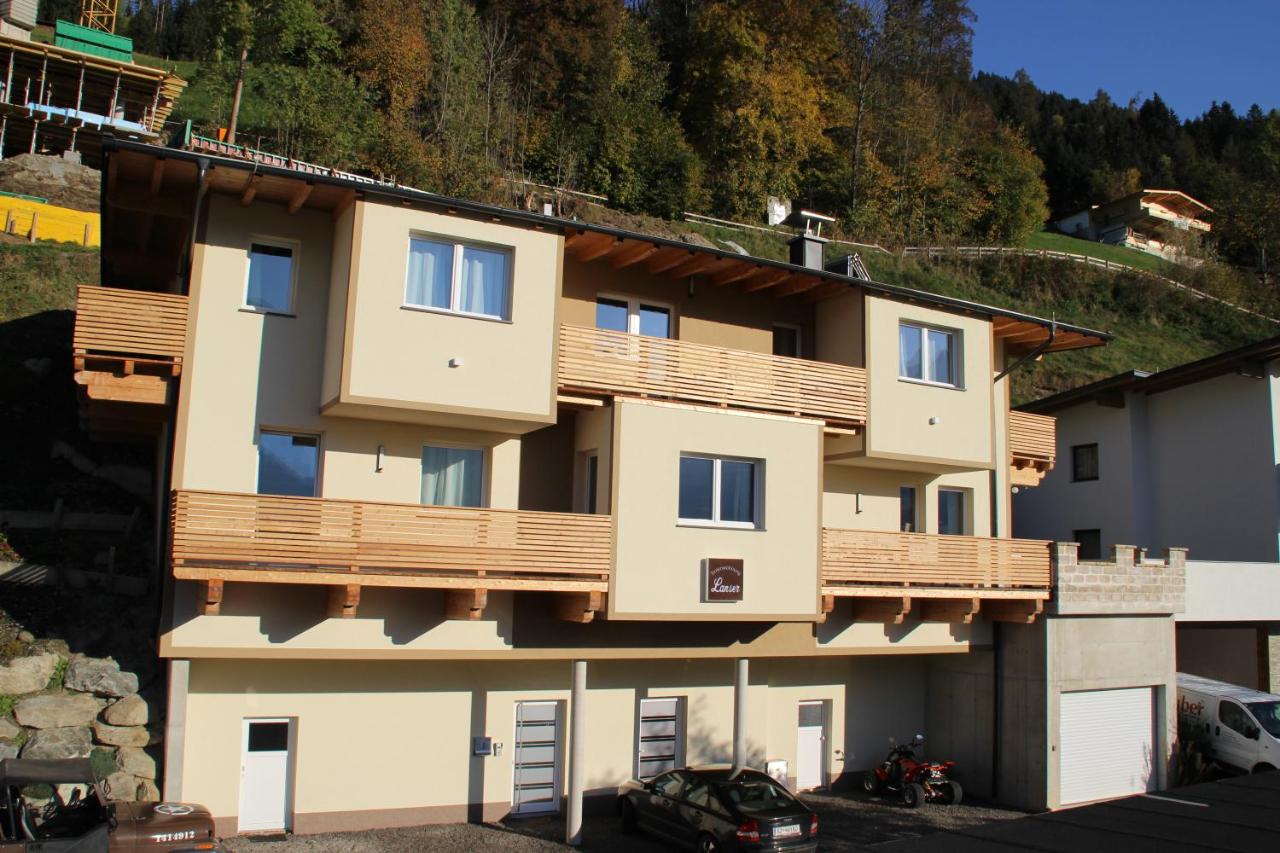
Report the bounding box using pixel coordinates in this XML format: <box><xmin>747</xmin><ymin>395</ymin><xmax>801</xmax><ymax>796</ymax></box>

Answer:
<box><xmin>781</xmin><ymin>209</ymin><xmax>836</xmax><ymax>271</ymax></box>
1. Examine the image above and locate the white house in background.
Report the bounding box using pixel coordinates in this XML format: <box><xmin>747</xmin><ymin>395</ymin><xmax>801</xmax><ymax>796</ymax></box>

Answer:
<box><xmin>1013</xmin><ymin>336</ymin><xmax>1280</xmax><ymax>692</ymax></box>
<box><xmin>1054</xmin><ymin>189</ymin><xmax>1212</xmax><ymax>265</ymax></box>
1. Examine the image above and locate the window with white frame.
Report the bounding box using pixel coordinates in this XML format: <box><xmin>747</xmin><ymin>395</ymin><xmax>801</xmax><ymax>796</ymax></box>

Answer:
<box><xmin>596</xmin><ymin>295</ymin><xmax>671</xmax><ymax>338</ymax></box>
<box><xmin>421</xmin><ymin>445</ymin><xmax>485</xmax><ymax>507</ymax></box>
<box><xmin>245</xmin><ymin>242</ymin><xmax>296</xmax><ymax>314</ymax></box>
<box><xmin>405</xmin><ymin>236</ymin><xmax>512</xmax><ymax>320</ymax></box>
<box><xmin>899</xmin><ymin>322</ymin><xmax>960</xmax><ymax>387</ymax></box>
<box><xmin>678</xmin><ymin>455</ymin><xmax>761</xmax><ymax>528</ymax></box>
<box><xmin>636</xmin><ymin>697</ymin><xmax>684</xmax><ymax>780</ymax></box>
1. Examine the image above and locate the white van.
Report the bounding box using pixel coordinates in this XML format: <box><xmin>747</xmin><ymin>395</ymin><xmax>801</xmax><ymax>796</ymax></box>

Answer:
<box><xmin>1177</xmin><ymin>673</ymin><xmax>1280</xmax><ymax>774</ymax></box>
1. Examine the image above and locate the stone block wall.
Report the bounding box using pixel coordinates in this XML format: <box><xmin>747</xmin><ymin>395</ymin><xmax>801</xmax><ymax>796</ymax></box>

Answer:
<box><xmin>1051</xmin><ymin>542</ymin><xmax>1186</xmax><ymax>616</ymax></box>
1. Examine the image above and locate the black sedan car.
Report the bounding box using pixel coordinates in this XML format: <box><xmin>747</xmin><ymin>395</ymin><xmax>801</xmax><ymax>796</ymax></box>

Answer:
<box><xmin>617</xmin><ymin>765</ymin><xmax>818</xmax><ymax>852</ymax></box>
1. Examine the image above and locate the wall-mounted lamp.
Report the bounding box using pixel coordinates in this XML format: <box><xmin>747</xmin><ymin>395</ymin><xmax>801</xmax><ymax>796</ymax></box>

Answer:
<box><xmin>376</xmin><ymin>444</ymin><xmax>385</xmax><ymax>473</ymax></box>
<box><xmin>928</xmin><ymin>416</ymin><xmax>939</xmax><ymax>425</ymax></box>
<box><xmin>449</xmin><ymin>357</ymin><xmax>464</xmax><ymax>368</ymax></box>
<box><xmin>855</xmin><ymin>492</ymin><xmax>863</xmax><ymax>514</ymax></box>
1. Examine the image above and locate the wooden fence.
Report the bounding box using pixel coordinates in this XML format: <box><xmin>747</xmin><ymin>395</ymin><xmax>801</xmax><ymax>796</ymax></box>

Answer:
<box><xmin>73</xmin><ymin>285</ymin><xmax>189</xmax><ymax>363</ymax></box>
<box><xmin>1009</xmin><ymin>410</ymin><xmax>1057</xmax><ymax>462</ymax></box>
<box><xmin>822</xmin><ymin>528</ymin><xmax>1053</xmax><ymax>591</ymax></box>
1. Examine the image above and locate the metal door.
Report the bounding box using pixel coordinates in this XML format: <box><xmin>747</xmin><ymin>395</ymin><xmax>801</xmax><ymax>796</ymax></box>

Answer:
<box><xmin>238</xmin><ymin>718</ymin><xmax>294</xmax><ymax>833</ymax></box>
<box><xmin>512</xmin><ymin>701</ymin><xmax>562</xmax><ymax>815</ymax></box>
<box><xmin>796</xmin><ymin>700</ymin><xmax>826</xmax><ymax>791</ymax></box>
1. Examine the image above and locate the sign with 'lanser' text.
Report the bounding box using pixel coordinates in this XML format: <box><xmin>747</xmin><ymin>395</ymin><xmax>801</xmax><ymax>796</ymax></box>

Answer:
<box><xmin>705</xmin><ymin>558</ymin><xmax>744</xmax><ymax>602</ymax></box>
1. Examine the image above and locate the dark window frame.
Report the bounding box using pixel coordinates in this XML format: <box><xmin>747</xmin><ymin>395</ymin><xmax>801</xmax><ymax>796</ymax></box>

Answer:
<box><xmin>1071</xmin><ymin>443</ymin><xmax>1099</xmax><ymax>482</ymax></box>
<box><xmin>1072</xmin><ymin>529</ymin><xmax>1102</xmax><ymax>560</ymax></box>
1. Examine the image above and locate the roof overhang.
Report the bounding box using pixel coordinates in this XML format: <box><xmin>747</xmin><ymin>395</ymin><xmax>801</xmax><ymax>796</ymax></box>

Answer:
<box><xmin>101</xmin><ymin>137</ymin><xmax>1111</xmax><ymax>354</ymax></box>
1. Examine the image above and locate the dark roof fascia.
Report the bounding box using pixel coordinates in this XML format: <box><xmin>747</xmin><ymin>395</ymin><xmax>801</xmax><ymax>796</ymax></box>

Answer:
<box><xmin>103</xmin><ymin>137</ymin><xmax>1111</xmax><ymax>345</ymax></box>
<box><xmin>1017</xmin><ymin>370</ymin><xmax>1152</xmax><ymax>414</ymax></box>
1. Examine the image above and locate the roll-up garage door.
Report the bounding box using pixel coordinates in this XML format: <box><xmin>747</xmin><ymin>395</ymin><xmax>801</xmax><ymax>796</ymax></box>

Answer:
<box><xmin>1059</xmin><ymin>687</ymin><xmax>1156</xmax><ymax>805</ymax></box>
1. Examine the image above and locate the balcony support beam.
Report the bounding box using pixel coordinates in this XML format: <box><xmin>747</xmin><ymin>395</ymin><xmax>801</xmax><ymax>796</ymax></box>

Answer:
<box><xmin>555</xmin><ymin>590</ymin><xmax>604</xmax><ymax>623</ymax></box>
<box><xmin>920</xmin><ymin>597</ymin><xmax>981</xmax><ymax>624</ymax></box>
<box><xmin>850</xmin><ymin>595</ymin><xmax>912</xmax><ymax>624</ymax></box>
<box><xmin>985</xmin><ymin>598</ymin><xmax>1043</xmax><ymax>624</ymax></box>
<box><xmin>326</xmin><ymin>584</ymin><xmax>361</xmax><ymax>618</ymax></box>
<box><xmin>200</xmin><ymin>579</ymin><xmax>223</xmax><ymax>616</ymax></box>
<box><xmin>444</xmin><ymin>588</ymin><xmax>488</xmax><ymax>620</ymax></box>
<box><xmin>566</xmin><ymin>659</ymin><xmax>587</xmax><ymax>846</ymax></box>
<box><xmin>733</xmin><ymin>658</ymin><xmax>749</xmax><ymax>771</ymax></box>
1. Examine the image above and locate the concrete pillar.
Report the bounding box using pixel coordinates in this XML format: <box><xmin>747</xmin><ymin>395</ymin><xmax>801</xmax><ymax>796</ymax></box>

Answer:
<box><xmin>566</xmin><ymin>659</ymin><xmax>587</xmax><ymax>846</ymax></box>
<box><xmin>733</xmin><ymin>658</ymin><xmax>749</xmax><ymax>769</ymax></box>
<box><xmin>162</xmin><ymin>659</ymin><xmax>190</xmax><ymax>802</ymax></box>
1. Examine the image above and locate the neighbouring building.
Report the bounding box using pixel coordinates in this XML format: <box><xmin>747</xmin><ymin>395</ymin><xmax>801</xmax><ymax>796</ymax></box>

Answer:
<box><xmin>1054</xmin><ymin>189</ymin><xmax>1212</xmax><ymax>265</ymax></box>
<box><xmin>0</xmin><ymin>22</ymin><xmax>185</xmax><ymax>164</ymax></box>
<box><xmin>72</xmin><ymin>133</ymin><xmax>1196</xmax><ymax>837</ymax></box>
<box><xmin>1014</xmin><ymin>338</ymin><xmax>1280</xmax><ymax>694</ymax></box>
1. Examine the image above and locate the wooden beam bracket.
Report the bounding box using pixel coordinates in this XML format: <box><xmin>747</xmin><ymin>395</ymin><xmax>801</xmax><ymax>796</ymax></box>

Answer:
<box><xmin>444</xmin><ymin>588</ymin><xmax>488</xmax><ymax>620</ymax></box>
<box><xmin>555</xmin><ymin>590</ymin><xmax>604</xmax><ymax>623</ymax></box>
<box><xmin>201</xmin><ymin>579</ymin><xmax>223</xmax><ymax>616</ymax></box>
<box><xmin>985</xmin><ymin>598</ymin><xmax>1043</xmax><ymax>624</ymax></box>
<box><xmin>850</xmin><ymin>595</ymin><xmax>912</xmax><ymax>624</ymax></box>
<box><xmin>327</xmin><ymin>584</ymin><xmax>361</xmax><ymax>618</ymax></box>
<box><xmin>920</xmin><ymin>597</ymin><xmax>981</xmax><ymax>624</ymax></box>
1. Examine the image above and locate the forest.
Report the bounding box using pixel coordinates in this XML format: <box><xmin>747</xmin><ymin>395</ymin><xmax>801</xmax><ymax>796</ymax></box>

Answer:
<box><xmin>34</xmin><ymin>1</ymin><xmax>1280</xmax><ymax>275</ymax></box>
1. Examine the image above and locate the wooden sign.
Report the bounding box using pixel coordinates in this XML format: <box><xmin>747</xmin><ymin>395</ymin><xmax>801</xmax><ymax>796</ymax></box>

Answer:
<box><xmin>705</xmin><ymin>558</ymin><xmax>744</xmax><ymax>602</ymax></box>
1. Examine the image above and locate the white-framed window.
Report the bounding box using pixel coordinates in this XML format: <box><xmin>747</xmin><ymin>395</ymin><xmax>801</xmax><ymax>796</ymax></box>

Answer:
<box><xmin>405</xmin><ymin>235</ymin><xmax>512</xmax><ymax>321</ymax></box>
<box><xmin>678</xmin><ymin>454</ymin><xmax>762</xmax><ymax>529</ymax></box>
<box><xmin>596</xmin><ymin>294</ymin><xmax>672</xmax><ymax>338</ymax></box>
<box><xmin>421</xmin><ymin>445</ymin><xmax>485</xmax><ymax>507</ymax></box>
<box><xmin>899</xmin><ymin>322</ymin><xmax>960</xmax><ymax>387</ymax></box>
<box><xmin>938</xmin><ymin>488</ymin><xmax>968</xmax><ymax>536</ymax></box>
<box><xmin>636</xmin><ymin>697</ymin><xmax>685</xmax><ymax>780</ymax></box>
<box><xmin>257</xmin><ymin>430</ymin><xmax>320</xmax><ymax>497</ymax></box>
<box><xmin>244</xmin><ymin>240</ymin><xmax>298</xmax><ymax>314</ymax></box>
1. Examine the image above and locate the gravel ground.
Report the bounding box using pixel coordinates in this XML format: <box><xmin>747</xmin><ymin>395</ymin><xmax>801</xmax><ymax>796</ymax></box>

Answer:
<box><xmin>219</xmin><ymin>791</ymin><xmax>1024</xmax><ymax>852</ymax></box>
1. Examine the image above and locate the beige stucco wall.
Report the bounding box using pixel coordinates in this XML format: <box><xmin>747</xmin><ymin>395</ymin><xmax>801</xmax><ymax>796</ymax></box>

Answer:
<box><xmin>326</xmin><ymin>201</ymin><xmax>561</xmax><ymax>432</ymax></box>
<box><xmin>610</xmin><ymin>399</ymin><xmax>821</xmax><ymax>620</ymax></box>
<box><xmin>814</xmin><ymin>289</ymin><xmax>864</xmax><ymax>368</ymax></box>
<box><xmin>320</xmin><ymin>203</ymin><xmax>354</xmax><ymax>404</ymax></box>
<box><xmin>179</xmin><ymin>655</ymin><xmax>929</xmax><ymax>833</ymax></box>
<box><xmin>863</xmin><ymin>295</ymin><xmax>994</xmax><ymax>468</ymax></box>
<box><xmin>574</xmin><ymin>405</ymin><xmax>613</xmax><ymax>514</ymax></box>
<box><xmin>823</xmin><ymin>465</ymin><xmax>992</xmax><ymax>537</ymax></box>
<box><xmin>559</xmin><ymin>259</ymin><xmax>814</xmax><ymax>356</ymax></box>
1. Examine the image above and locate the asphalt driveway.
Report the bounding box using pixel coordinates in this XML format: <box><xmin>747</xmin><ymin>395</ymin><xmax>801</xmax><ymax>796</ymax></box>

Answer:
<box><xmin>220</xmin><ymin>790</ymin><xmax>1023</xmax><ymax>852</ymax></box>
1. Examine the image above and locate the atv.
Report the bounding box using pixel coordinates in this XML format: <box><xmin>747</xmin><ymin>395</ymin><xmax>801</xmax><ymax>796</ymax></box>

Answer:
<box><xmin>861</xmin><ymin>734</ymin><xmax>962</xmax><ymax>808</ymax></box>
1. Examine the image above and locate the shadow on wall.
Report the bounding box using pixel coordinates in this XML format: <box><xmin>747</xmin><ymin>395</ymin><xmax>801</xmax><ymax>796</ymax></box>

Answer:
<box><xmin>839</xmin><ymin>656</ymin><xmax>927</xmax><ymax>783</ymax></box>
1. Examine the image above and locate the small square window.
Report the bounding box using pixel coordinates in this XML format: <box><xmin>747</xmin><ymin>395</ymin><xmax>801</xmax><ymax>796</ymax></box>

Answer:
<box><xmin>678</xmin><ymin>455</ymin><xmax>761</xmax><ymax>529</ymax></box>
<box><xmin>1072</xmin><ymin>444</ymin><xmax>1099</xmax><ymax>482</ymax></box>
<box><xmin>899</xmin><ymin>322</ymin><xmax>960</xmax><ymax>387</ymax></box>
<box><xmin>422</xmin><ymin>445</ymin><xmax>485</xmax><ymax>507</ymax></box>
<box><xmin>245</xmin><ymin>243</ymin><xmax>295</xmax><ymax>313</ymax></box>
<box><xmin>1073</xmin><ymin>529</ymin><xmax>1101</xmax><ymax>560</ymax></box>
<box><xmin>257</xmin><ymin>431</ymin><xmax>319</xmax><ymax>497</ymax></box>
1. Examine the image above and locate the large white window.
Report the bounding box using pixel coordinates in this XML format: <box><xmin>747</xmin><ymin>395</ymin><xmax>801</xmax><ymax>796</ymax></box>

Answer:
<box><xmin>678</xmin><ymin>454</ymin><xmax>761</xmax><ymax>528</ymax></box>
<box><xmin>636</xmin><ymin>697</ymin><xmax>685</xmax><ymax>780</ymax></box>
<box><xmin>899</xmin><ymin>322</ymin><xmax>959</xmax><ymax>387</ymax></box>
<box><xmin>406</xmin><ymin>236</ymin><xmax>512</xmax><ymax>321</ymax></box>
<box><xmin>596</xmin><ymin>295</ymin><xmax>671</xmax><ymax>338</ymax></box>
<box><xmin>245</xmin><ymin>242</ymin><xmax>296</xmax><ymax>314</ymax></box>
<box><xmin>421</xmin><ymin>446</ymin><xmax>485</xmax><ymax>507</ymax></box>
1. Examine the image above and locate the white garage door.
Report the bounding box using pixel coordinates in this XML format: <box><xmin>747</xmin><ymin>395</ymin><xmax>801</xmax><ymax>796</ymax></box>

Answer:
<box><xmin>1059</xmin><ymin>687</ymin><xmax>1156</xmax><ymax>805</ymax></box>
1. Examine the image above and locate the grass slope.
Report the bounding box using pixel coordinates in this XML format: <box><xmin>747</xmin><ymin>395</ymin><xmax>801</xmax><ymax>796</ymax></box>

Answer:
<box><xmin>1024</xmin><ymin>230</ymin><xmax>1180</xmax><ymax>276</ymax></box>
<box><xmin>0</xmin><ymin>238</ymin><xmax>97</xmax><ymax>322</ymax></box>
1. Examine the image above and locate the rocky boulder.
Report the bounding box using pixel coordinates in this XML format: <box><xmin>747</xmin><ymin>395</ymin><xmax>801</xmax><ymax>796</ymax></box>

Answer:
<box><xmin>102</xmin><ymin>694</ymin><xmax>148</xmax><ymax>727</ymax></box>
<box><xmin>22</xmin><ymin>727</ymin><xmax>92</xmax><ymax>760</ymax></box>
<box><xmin>0</xmin><ymin>743</ymin><xmax>18</xmax><ymax>761</ymax></box>
<box><xmin>0</xmin><ymin>717</ymin><xmax>21</xmax><ymax>740</ymax></box>
<box><xmin>65</xmin><ymin>657</ymin><xmax>138</xmax><ymax>698</ymax></box>
<box><xmin>103</xmin><ymin>771</ymin><xmax>139</xmax><ymax>802</ymax></box>
<box><xmin>116</xmin><ymin>746</ymin><xmax>157</xmax><ymax>780</ymax></box>
<box><xmin>0</xmin><ymin>653</ymin><xmax>58</xmax><ymax>695</ymax></box>
<box><xmin>92</xmin><ymin>719</ymin><xmax>149</xmax><ymax>748</ymax></box>
<box><xmin>15</xmin><ymin>694</ymin><xmax>101</xmax><ymax>729</ymax></box>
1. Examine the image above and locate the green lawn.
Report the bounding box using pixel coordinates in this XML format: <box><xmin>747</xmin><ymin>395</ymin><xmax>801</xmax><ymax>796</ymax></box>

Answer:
<box><xmin>1024</xmin><ymin>230</ymin><xmax>1180</xmax><ymax>276</ymax></box>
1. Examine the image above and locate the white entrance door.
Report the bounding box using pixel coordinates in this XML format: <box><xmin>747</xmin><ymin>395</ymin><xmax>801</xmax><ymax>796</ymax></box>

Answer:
<box><xmin>1059</xmin><ymin>688</ymin><xmax>1155</xmax><ymax>805</ymax></box>
<box><xmin>238</xmin><ymin>718</ymin><xmax>294</xmax><ymax>833</ymax></box>
<box><xmin>796</xmin><ymin>701</ymin><xmax>826</xmax><ymax>791</ymax></box>
<box><xmin>512</xmin><ymin>701</ymin><xmax>562</xmax><ymax>815</ymax></box>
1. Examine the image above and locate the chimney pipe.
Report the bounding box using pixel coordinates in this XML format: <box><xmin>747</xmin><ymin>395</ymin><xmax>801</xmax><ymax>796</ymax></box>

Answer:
<box><xmin>788</xmin><ymin>233</ymin><xmax>827</xmax><ymax>270</ymax></box>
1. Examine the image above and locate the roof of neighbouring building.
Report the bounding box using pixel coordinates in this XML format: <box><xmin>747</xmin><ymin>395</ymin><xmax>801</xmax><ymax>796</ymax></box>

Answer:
<box><xmin>1019</xmin><ymin>334</ymin><xmax>1280</xmax><ymax>414</ymax></box>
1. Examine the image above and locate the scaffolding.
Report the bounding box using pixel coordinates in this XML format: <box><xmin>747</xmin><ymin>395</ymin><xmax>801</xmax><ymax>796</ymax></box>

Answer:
<box><xmin>79</xmin><ymin>1</ymin><xmax>120</xmax><ymax>34</ymax></box>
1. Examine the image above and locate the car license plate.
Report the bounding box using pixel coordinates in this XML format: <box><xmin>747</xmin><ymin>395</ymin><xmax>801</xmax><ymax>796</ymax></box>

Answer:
<box><xmin>774</xmin><ymin>824</ymin><xmax>802</xmax><ymax>839</ymax></box>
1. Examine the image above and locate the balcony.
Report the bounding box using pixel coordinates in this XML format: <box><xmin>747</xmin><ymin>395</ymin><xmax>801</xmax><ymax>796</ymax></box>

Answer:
<box><xmin>170</xmin><ymin>490</ymin><xmax>614</xmax><ymax>622</ymax></box>
<box><xmin>821</xmin><ymin>528</ymin><xmax>1052</xmax><ymax>623</ymax></box>
<box><xmin>1008</xmin><ymin>410</ymin><xmax>1056</xmax><ymax>486</ymax></box>
<box><xmin>557</xmin><ymin>323</ymin><xmax>868</xmax><ymax>427</ymax></box>
<box><xmin>72</xmin><ymin>285</ymin><xmax>188</xmax><ymax>422</ymax></box>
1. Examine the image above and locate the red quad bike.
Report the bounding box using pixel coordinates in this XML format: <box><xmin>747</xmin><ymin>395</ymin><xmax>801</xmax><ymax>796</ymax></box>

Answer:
<box><xmin>861</xmin><ymin>734</ymin><xmax>963</xmax><ymax>809</ymax></box>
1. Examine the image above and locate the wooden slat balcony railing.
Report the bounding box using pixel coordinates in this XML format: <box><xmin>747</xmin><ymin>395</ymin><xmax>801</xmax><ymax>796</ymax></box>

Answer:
<box><xmin>822</xmin><ymin>528</ymin><xmax>1053</xmax><ymax>594</ymax></box>
<box><xmin>73</xmin><ymin>285</ymin><xmax>189</xmax><ymax>372</ymax></box>
<box><xmin>558</xmin><ymin>323</ymin><xmax>868</xmax><ymax>426</ymax></box>
<box><xmin>1008</xmin><ymin>410</ymin><xmax>1056</xmax><ymax>463</ymax></box>
<box><xmin>170</xmin><ymin>490</ymin><xmax>613</xmax><ymax>592</ymax></box>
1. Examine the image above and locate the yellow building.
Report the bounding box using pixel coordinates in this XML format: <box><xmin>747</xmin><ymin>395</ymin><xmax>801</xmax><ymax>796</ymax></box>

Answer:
<box><xmin>75</xmin><ymin>137</ymin><xmax>1186</xmax><ymax>838</ymax></box>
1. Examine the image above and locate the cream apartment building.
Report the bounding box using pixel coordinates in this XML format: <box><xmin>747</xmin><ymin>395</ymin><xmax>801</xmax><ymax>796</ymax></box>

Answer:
<box><xmin>73</xmin><ymin>136</ymin><xmax>1142</xmax><ymax>837</ymax></box>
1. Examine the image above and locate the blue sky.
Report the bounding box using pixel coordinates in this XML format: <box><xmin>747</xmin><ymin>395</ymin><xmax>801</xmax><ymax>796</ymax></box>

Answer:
<box><xmin>969</xmin><ymin>0</ymin><xmax>1280</xmax><ymax>120</ymax></box>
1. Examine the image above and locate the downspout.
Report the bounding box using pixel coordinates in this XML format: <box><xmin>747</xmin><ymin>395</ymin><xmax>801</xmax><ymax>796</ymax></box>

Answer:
<box><xmin>989</xmin><ymin>319</ymin><xmax>1054</xmax><ymax>802</ymax></box>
